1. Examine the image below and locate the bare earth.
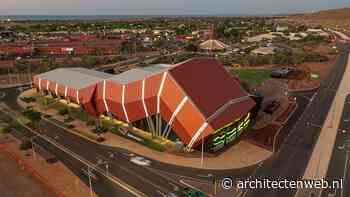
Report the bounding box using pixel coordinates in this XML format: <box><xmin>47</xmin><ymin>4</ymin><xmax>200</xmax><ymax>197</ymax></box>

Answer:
<box><xmin>0</xmin><ymin>150</ymin><xmax>55</xmax><ymax>197</ymax></box>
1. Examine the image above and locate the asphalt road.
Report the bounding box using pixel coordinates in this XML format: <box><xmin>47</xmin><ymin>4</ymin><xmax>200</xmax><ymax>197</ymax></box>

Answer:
<box><xmin>38</xmin><ymin>119</ymin><xmax>186</xmax><ymax>197</ymax></box>
<box><xmin>321</xmin><ymin>95</ymin><xmax>350</xmax><ymax>197</ymax></box>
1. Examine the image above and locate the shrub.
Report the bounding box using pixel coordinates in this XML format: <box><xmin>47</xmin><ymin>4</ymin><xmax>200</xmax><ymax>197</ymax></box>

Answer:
<box><xmin>43</xmin><ymin>114</ymin><xmax>52</xmax><ymax>118</ymax></box>
<box><xmin>86</xmin><ymin>119</ymin><xmax>96</xmax><ymax>126</ymax></box>
<box><xmin>0</xmin><ymin>124</ymin><xmax>11</xmax><ymax>134</ymax></box>
<box><xmin>19</xmin><ymin>140</ymin><xmax>32</xmax><ymax>150</ymax></box>
<box><xmin>64</xmin><ymin>116</ymin><xmax>74</xmax><ymax>123</ymax></box>
<box><xmin>93</xmin><ymin>127</ymin><xmax>108</xmax><ymax>134</ymax></box>
<box><xmin>58</xmin><ymin>108</ymin><xmax>69</xmax><ymax>116</ymax></box>
<box><xmin>67</xmin><ymin>124</ymin><xmax>75</xmax><ymax>129</ymax></box>
<box><xmin>110</xmin><ymin>127</ymin><xmax>120</xmax><ymax>135</ymax></box>
<box><xmin>143</xmin><ymin>139</ymin><xmax>166</xmax><ymax>152</ymax></box>
<box><xmin>22</xmin><ymin>108</ymin><xmax>41</xmax><ymax>122</ymax></box>
<box><xmin>20</xmin><ymin>96</ymin><xmax>36</xmax><ymax>103</ymax></box>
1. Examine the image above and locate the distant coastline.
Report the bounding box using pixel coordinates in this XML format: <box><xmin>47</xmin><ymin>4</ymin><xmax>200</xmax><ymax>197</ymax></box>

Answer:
<box><xmin>0</xmin><ymin>14</ymin><xmax>287</xmax><ymax>21</ymax></box>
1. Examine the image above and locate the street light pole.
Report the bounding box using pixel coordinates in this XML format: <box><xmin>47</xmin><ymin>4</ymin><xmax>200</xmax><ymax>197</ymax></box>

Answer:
<box><xmin>87</xmin><ymin>166</ymin><xmax>94</xmax><ymax>197</ymax></box>
<box><xmin>106</xmin><ymin>163</ymin><xmax>109</xmax><ymax>177</ymax></box>
<box><xmin>31</xmin><ymin>137</ymin><xmax>36</xmax><ymax>160</ymax></box>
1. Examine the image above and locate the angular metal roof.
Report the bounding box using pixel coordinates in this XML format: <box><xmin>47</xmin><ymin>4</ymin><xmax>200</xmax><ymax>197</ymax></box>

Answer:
<box><xmin>169</xmin><ymin>58</ymin><xmax>254</xmax><ymax>119</ymax></box>
<box><xmin>109</xmin><ymin>64</ymin><xmax>173</xmax><ymax>84</ymax></box>
<box><xmin>36</xmin><ymin>67</ymin><xmax>112</xmax><ymax>89</ymax></box>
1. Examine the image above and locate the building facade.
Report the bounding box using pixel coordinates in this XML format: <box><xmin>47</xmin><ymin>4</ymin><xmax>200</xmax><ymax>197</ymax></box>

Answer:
<box><xmin>33</xmin><ymin>58</ymin><xmax>256</xmax><ymax>151</ymax></box>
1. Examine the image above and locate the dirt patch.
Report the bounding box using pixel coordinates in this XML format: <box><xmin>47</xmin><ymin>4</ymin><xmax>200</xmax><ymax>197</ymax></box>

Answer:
<box><xmin>1</xmin><ymin>134</ymin><xmax>95</xmax><ymax>197</ymax></box>
<box><xmin>281</xmin><ymin>8</ymin><xmax>350</xmax><ymax>33</ymax></box>
<box><xmin>288</xmin><ymin>59</ymin><xmax>335</xmax><ymax>91</ymax></box>
<box><xmin>0</xmin><ymin>148</ymin><xmax>55</xmax><ymax>197</ymax></box>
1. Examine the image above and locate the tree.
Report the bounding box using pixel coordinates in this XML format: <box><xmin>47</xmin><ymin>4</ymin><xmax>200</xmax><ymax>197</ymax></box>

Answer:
<box><xmin>185</xmin><ymin>43</ymin><xmax>198</xmax><ymax>52</ymax></box>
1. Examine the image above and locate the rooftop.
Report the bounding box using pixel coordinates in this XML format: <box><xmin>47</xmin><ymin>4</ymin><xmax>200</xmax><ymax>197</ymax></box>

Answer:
<box><xmin>109</xmin><ymin>64</ymin><xmax>173</xmax><ymax>84</ymax></box>
<box><xmin>169</xmin><ymin>58</ymin><xmax>253</xmax><ymax>119</ymax></box>
<box><xmin>36</xmin><ymin>67</ymin><xmax>112</xmax><ymax>89</ymax></box>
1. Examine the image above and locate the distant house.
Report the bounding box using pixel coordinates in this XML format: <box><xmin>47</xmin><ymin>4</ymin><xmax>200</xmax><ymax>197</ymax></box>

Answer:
<box><xmin>246</xmin><ymin>33</ymin><xmax>277</xmax><ymax>43</ymax></box>
<box><xmin>276</xmin><ymin>25</ymin><xmax>289</xmax><ymax>32</ymax></box>
<box><xmin>307</xmin><ymin>29</ymin><xmax>329</xmax><ymax>37</ymax></box>
<box><xmin>251</xmin><ymin>46</ymin><xmax>276</xmax><ymax>55</ymax></box>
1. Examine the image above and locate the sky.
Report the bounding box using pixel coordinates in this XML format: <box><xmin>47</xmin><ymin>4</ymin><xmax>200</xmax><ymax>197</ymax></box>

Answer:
<box><xmin>0</xmin><ymin>0</ymin><xmax>349</xmax><ymax>15</ymax></box>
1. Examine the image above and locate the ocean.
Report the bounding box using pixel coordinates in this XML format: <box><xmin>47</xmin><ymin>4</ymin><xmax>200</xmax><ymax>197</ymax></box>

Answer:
<box><xmin>0</xmin><ymin>14</ymin><xmax>258</xmax><ymax>21</ymax></box>
<box><xmin>0</xmin><ymin>15</ymin><xmax>153</xmax><ymax>21</ymax></box>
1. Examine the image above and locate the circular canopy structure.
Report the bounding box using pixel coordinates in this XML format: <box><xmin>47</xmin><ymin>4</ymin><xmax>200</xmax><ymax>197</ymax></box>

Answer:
<box><xmin>199</xmin><ymin>39</ymin><xmax>229</xmax><ymax>51</ymax></box>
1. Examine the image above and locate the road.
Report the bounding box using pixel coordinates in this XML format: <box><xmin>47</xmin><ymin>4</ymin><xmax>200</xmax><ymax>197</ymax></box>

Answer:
<box><xmin>38</xmin><ymin>119</ymin><xmax>185</xmax><ymax>197</ymax></box>
<box><xmin>321</xmin><ymin>95</ymin><xmax>350</xmax><ymax>197</ymax></box>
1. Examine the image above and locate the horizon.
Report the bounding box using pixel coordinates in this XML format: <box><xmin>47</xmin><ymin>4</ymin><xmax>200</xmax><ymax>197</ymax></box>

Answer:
<box><xmin>0</xmin><ymin>0</ymin><xmax>349</xmax><ymax>16</ymax></box>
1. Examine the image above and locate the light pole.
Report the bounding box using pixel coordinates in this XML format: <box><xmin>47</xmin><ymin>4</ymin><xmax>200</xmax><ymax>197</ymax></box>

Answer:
<box><xmin>106</xmin><ymin>163</ymin><xmax>109</xmax><ymax>177</ymax></box>
<box><xmin>87</xmin><ymin>166</ymin><xmax>94</xmax><ymax>197</ymax></box>
<box><xmin>85</xmin><ymin>158</ymin><xmax>109</xmax><ymax>197</ymax></box>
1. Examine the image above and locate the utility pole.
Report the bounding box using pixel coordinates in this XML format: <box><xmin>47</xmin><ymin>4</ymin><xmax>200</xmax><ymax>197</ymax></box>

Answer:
<box><xmin>31</xmin><ymin>137</ymin><xmax>37</xmax><ymax>159</ymax></box>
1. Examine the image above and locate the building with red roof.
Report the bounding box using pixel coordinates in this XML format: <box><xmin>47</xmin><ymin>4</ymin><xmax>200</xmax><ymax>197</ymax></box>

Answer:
<box><xmin>33</xmin><ymin>58</ymin><xmax>256</xmax><ymax>152</ymax></box>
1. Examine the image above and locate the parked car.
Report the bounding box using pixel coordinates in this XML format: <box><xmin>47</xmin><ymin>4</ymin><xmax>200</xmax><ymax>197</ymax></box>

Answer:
<box><xmin>271</xmin><ymin>68</ymin><xmax>296</xmax><ymax>78</ymax></box>
<box><xmin>130</xmin><ymin>156</ymin><xmax>151</xmax><ymax>166</ymax></box>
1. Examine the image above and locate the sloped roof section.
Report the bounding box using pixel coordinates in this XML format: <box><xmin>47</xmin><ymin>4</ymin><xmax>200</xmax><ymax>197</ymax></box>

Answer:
<box><xmin>36</xmin><ymin>67</ymin><xmax>112</xmax><ymax>89</ymax></box>
<box><xmin>109</xmin><ymin>64</ymin><xmax>173</xmax><ymax>84</ymax></box>
<box><xmin>169</xmin><ymin>58</ymin><xmax>255</xmax><ymax>119</ymax></box>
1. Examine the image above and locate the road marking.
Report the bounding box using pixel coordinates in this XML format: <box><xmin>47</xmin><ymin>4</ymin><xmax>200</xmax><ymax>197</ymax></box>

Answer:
<box><xmin>341</xmin><ymin>150</ymin><xmax>349</xmax><ymax>197</ymax></box>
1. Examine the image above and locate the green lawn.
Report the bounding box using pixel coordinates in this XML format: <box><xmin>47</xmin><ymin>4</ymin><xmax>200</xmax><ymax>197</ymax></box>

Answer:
<box><xmin>230</xmin><ymin>68</ymin><xmax>272</xmax><ymax>87</ymax></box>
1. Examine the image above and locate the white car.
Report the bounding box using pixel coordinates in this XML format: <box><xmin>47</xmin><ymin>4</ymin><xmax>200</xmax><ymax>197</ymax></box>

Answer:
<box><xmin>130</xmin><ymin>156</ymin><xmax>151</xmax><ymax>166</ymax></box>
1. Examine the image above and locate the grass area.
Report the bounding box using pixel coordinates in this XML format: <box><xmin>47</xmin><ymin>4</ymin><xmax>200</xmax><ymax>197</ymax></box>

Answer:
<box><xmin>230</xmin><ymin>68</ymin><xmax>272</xmax><ymax>87</ymax></box>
